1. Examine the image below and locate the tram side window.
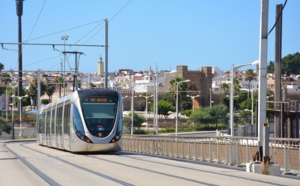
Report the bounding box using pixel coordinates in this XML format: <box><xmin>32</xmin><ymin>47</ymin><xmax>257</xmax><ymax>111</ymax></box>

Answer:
<box><xmin>73</xmin><ymin>104</ymin><xmax>84</xmax><ymax>134</ymax></box>
<box><xmin>51</xmin><ymin>108</ymin><xmax>55</xmax><ymax>134</ymax></box>
<box><xmin>43</xmin><ymin>112</ymin><xmax>46</xmax><ymax>133</ymax></box>
<box><xmin>64</xmin><ymin>104</ymin><xmax>71</xmax><ymax>134</ymax></box>
<box><xmin>56</xmin><ymin>107</ymin><xmax>63</xmax><ymax>134</ymax></box>
<box><xmin>46</xmin><ymin>110</ymin><xmax>51</xmax><ymax>135</ymax></box>
<box><xmin>38</xmin><ymin>114</ymin><xmax>44</xmax><ymax>133</ymax></box>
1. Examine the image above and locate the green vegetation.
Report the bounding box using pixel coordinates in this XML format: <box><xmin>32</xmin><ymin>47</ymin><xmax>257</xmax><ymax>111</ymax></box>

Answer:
<box><xmin>27</xmin><ymin>78</ymin><xmax>46</xmax><ymax>106</ymax></box>
<box><xmin>45</xmin><ymin>83</ymin><xmax>56</xmax><ymax>102</ymax></box>
<box><xmin>189</xmin><ymin>104</ymin><xmax>228</xmax><ymax>128</ymax></box>
<box><xmin>123</xmin><ymin>112</ymin><xmax>146</xmax><ymax>132</ymax></box>
<box><xmin>0</xmin><ymin>117</ymin><xmax>12</xmax><ymax>136</ymax></box>
<box><xmin>267</xmin><ymin>52</ymin><xmax>300</xmax><ymax>75</ymax></box>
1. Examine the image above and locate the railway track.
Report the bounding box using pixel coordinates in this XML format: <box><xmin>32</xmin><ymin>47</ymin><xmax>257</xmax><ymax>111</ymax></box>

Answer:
<box><xmin>1</xmin><ymin>141</ymin><xmax>300</xmax><ymax>186</ymax></box>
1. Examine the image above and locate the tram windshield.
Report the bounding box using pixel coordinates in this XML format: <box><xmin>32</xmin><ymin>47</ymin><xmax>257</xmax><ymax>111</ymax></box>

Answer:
<box><xmin>82</xmin><ymin>97</ymin><xmax>117</xmax><ymax>138</ymax></box>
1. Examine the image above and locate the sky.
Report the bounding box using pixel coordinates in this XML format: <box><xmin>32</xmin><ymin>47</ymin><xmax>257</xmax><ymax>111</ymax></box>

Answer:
<box><xmin>0</xmin><ymin>0</ymin><xmax>299</xmax><ymax>74</ymax></box>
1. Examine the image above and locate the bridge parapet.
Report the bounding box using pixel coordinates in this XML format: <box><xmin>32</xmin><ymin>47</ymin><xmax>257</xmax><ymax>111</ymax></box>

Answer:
<box><xmin>267</xmin><ymin>101</ymin><xmax>300</xmax><ymax>113</ymax></box>
<box><xmin>122</xmin><ymin>135</ymin><xmax>300</xmax><ymax>175</ymax></box>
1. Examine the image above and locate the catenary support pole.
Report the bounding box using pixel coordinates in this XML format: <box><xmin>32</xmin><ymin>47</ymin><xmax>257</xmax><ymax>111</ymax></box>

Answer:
<box><xmin>16</xmin><ymin>0</ymin><xmax>24</xmax><ymax>112</ymax></box>
<box><xmin>258</xmin><ymin>0</ymin><xmax>269</xmax><ymax>162</ymax></box>
<box><xmin>104</xmin><ymin>18</ymin><xmax>108</xmax><ymax>89</ymax></box>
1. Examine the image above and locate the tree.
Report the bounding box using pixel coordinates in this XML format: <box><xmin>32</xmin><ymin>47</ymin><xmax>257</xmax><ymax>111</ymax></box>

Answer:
<box><xmin>0</xmin><ymin>117</ymin><xmax>12</xmax><ymax>136</ymax></box>
<box><xmin>162</xmin><ymin>92</ymin><xmax>175</xmax><ymax>105</ymax></box>
<box><xmin>189</xmin><ymin>107</ymin><xmax>213</xmax><ymax>125</ymax></box>
<box><xmin>157</xmin><ymin>100</ymin><xmax>175</xmax><ymax>116</ymax></box>
<box><xmin>209</xmin><ymin>104</ymin><xmax>228</xmax><ymax>125</ymax></box>
<box><xmin>169</xmin><ymin>77</ymin><xmax>191</xmax><ymax>111</ymax></box>
<box><xmin>0</xmin><ymin>73</ymin><xmax>11</xmax><ymax>95</ymax></box>
<box><xmin>182</xmin><ymin>109</ymin><xmax>192</xmax><ymax>117</ymax></box>
<box><xmin>221</xmin><ymin>83</ymin><xmax>230</xmax><ymax>95</ymax></box>
<box><xmin>245</xmin><ymin>69</ymin><xmax>256</xmax><ymax>98</ymax></box>
<box><xmin>56</xmin><ymin>77</ymin><xmax>64</xmax><ymax>98</ymax></box>
<box><xmin>282</xmin><ymin>52</ymin><xmax>300</xmax><ymax>75</ymax></box>
<box><xmin>27</xmin><ymin>79</ymin><xmax>46</xmax><ymax>107</ymax></box>
<box><xmin>233</xmin><ymin>79</ymin><xmax>241</xmax><ymax>93</ymax></box>
<box><xmin>0</xmin><ymin>63</ymin><xmax>4</xmax><ymax>71</ymax></box>
<box><xmin>220</xmin><ymin>96</ymin><xmax>229</xmax><ymax>109</ymax></box>
<box><xmin>190</xmin><ymin>104</ymin><xmax>228</xmax><ymax>128</ymax></box>
<box><xmin>45</xmin><ymin>83</ymin><xmax>56</xmax><ymax>102</ymax></box>
<box><xmin>123</xmin><ymin>112</ymin><xmax>146</xmax><ymax>132</ymax></box>
<box><xmin>234</xmin><ymin>90</ymin><xmax>247</xmax><ymax>110</ymax></box>
<box><xmin>239</xmin><ymin>110</ymin><xmax>251</xmax><ymax>125</ymax></box>
<box><xmin>150</xmin><ymin>100</ymin><xmax>175</xmax><ymax>117</ymax></box>
<box><xmin>0</xmin><ymin>73</ymin><xmax>11</xmax><ymax>85</ymax></box>
<box><xmin>267</xmin><ymin>61</ymin><xmax>274</xmax><ymax>73</ymax></box>
<box><xmin>240</xmin><ymin>99</ymin><xmax>252</xmax><ymax>110</ymax></box>
<box><xmin>267</xmin><ymin>52</ymin><xmax>300</xmax><ymax>75</ymax></box>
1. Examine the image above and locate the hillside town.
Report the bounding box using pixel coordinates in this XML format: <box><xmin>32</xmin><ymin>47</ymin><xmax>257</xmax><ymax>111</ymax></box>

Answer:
<box><xmin>1</xmin><ymin>56</ymin><xmax>300</xmax><ymax>107</ymax></box>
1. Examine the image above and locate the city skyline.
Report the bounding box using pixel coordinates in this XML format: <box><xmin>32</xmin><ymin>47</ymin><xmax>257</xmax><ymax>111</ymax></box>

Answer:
<box><xmin>0</xmin><ymin>0</ymin><xmax>299</xmax><ymax>73</ymax></box>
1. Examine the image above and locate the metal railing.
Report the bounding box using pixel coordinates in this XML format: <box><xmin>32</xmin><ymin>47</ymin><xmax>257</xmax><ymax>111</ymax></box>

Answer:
<box><xmin>122</xmin><ymin>135</ymin><xmax>300</xmax><ymax>173</ymax></box>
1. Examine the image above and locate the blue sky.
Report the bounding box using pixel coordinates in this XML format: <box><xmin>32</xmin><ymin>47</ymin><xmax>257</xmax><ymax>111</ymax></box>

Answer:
<box><xmin>0</xmin><ymin>0</ymin><xmax>299</xmax><ymax>73</ymax></box>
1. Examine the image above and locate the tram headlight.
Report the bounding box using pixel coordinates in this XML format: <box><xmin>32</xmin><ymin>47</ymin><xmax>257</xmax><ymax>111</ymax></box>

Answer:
<box><xmin>76</xmin><ymin>132</ymin><xmax>93</xmax><ymax>143</ymax></box>
<box><xmin>110</xmin><ymin>133</ymin><xmax>121</xmax><ymax>143</ymax></box>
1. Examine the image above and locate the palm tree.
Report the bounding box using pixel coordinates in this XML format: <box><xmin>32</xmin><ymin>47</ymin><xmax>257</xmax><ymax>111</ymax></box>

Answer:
<box><xmin>233</xmin><ymin>79</ymin><xmax>241</xmax><ymax>94</ymax></box>
<box><xmin>169</xmin><ymin>77</ymin><xmax>183</xmax><ymax>101</ymax></box>
<box><xmin>45</xmin><ymin>83</ymin><xmax>56</xmax><ymax>102</ymax></box>
<box><xmin>56</xmin><ymin>77</ymin><xmax>63</xmax><ymax>98</ymax></box>
<box><xmin>169</xmin><ymin>77</ymin><xmax>190</xmax><ymax>111</ymax></box>
<box><xmin>221</xmin><ymin>83</ymin><xmax>230</xmax><ymax>95</ymax></box>
<box><xmin>28</xmin><ymin>79</ymin><xmax>46</xmax><ymax>107</ymax></box>
<box><xmin>245</xmin><ymin>69</ymin><xmax>256</xmax><ymax>99</ymax></box>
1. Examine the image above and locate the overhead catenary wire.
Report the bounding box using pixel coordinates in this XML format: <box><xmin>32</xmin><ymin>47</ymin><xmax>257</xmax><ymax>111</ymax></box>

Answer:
<box><xmin>24</xmin><ymin>55</ymin><xmax>60</xmax><ymax>67</ymax></box>
<box><xmin>2</xmin><ymin>0</ymin><xmax>133</xmax><ymax>73</ymax></box>
<box><xmin>26</xmin><ymin>0</ymin><xmax>47</xmax><ymax>42</ymax></box>
<box><xmin>75</xmin><ymin>0</ymin><xmax>133</xmax><ymax>49</ymax></box>
<box><xmin>109</xmin><ymin>0</ymin><xmax>132</xmax><ymax>22</ymax></box>
<box><xmin>23</xmin><ymin>19</ymin><xmax>104</xmax><ymax>43</ymax></box>
<box><xmin>267</xmin><ymin>0</ymin><xmax>288</xmax><ymax>36</ymax></box>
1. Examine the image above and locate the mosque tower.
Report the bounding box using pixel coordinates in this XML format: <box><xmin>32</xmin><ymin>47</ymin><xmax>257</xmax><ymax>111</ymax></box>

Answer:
<box><xmin>97</xmin><ymin>56</ymin><xmax>104</xmax><ymax>76</ymax></box>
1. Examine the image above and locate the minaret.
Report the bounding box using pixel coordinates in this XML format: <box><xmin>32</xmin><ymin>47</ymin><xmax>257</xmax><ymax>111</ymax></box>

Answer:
<box><xmin>148</xmin><ymin>66</ymin><xmax>153</xmax><ymax>75</ymax></box>
<box><xmin>97</xmin><ymin>57</ymin><xmax>104</xmax><ymax>76</ymax></box>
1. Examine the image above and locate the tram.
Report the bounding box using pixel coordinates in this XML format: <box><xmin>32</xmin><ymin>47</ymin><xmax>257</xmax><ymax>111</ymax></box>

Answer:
<box><xmin>36</xmin><ymin>89</ymin><xmax>123</xmax><ymax>152</ymax></box>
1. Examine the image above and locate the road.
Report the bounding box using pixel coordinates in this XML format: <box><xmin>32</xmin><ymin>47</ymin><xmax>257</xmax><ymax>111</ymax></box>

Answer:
<box><xmin>1</xmin><ymin>141</ymin><xmax>299</xmax><ymax>186</ymax></box>
<box><xmin>0</xmin><ymin>127</ymin><xmax>36</xmax><ymax>140</ymax></box>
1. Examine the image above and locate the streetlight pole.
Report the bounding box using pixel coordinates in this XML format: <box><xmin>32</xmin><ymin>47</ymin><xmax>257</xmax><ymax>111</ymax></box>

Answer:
<box><xmin>140</xmin><ymin>94</ymin><xmax>153</xmax><ymax>130</ymax></box>
<box><xmin>155</xmin><ymin>64</ymin><xmax>158</xmax><ymax>134</ymax></box>
<box><xmin>12</xmin><ymin>94</ymin><xmax>28</xmax><ymax>137</ymax></box>
<box><xmin>230</xmin><ymin>64</ymin><xmax>235</xmax><ymax>136</ymax></box>
<box><xmin>131</xmin><ymin>79</ymin><xmax>135</xmax><ymax>135</ymax></box>
<box><xmin>6</xmin><ymin>85</ymin><xmax>8</xmax><ymax>120</ymax></box>
<box><xmin>251</xmin><ymin>88</ymin><xmax>254</xmax><ymax>125</ymax></box>
<box><xmin>10</xmin><ymin>103</ymin><xmax>14</xmax><ymax>139</ymax></box>
<box><xmin>176</xmin><ymin>79</ymin><xmax>190</xmax><ymax>136</ymax></box>
<box><xmin>210</xmin><ymin>88</ymin><xmax>212</xmax><ymax>107</ymax></box>
<box><xmin>229</xmin><ymin>60</ymin><xmax>259</xmax><ymax>136</ymax></box>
